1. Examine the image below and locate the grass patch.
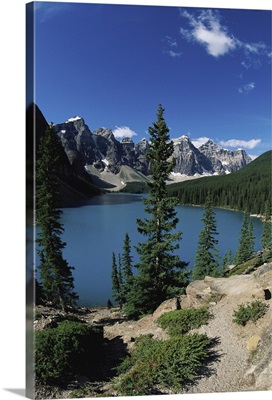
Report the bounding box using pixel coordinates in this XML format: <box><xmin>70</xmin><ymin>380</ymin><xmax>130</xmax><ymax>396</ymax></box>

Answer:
<box><xmin>226</xmin><ymin>255</ymin><xmax>265</xmax><ymax>276</ymax></box>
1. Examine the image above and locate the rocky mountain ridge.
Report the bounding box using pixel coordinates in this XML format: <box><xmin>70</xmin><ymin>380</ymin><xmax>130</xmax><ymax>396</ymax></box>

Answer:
<box><xmin>27</xmin><ymin>104</ymin><xmax>103</xmax><ymax>207</ymax></box>
<box><xmin>53</xmin><ymin>116</ymin><xmax>252</xmax><ymax>190</ymax></box>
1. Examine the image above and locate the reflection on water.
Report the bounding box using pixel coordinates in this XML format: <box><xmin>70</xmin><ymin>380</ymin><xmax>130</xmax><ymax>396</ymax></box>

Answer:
<box><xmin>64</xmin><ymin>193</ymin><xmax>144</xmax><ymax>208</ymax></box>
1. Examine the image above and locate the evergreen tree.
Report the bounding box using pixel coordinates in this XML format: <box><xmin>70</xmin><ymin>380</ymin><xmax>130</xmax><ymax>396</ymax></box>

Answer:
<box><xmin>260</xmin><ymin>201</ymin><xmax>272</xmax><ymax>261</ymax></box>
<box><xmin>192</xmin><ymin>195</ymin><xmax>220</xmax><ymax>280</ymax></box>
<box><xmin>118</xmin><ymin>253</ymin><xmax>123</xmax><ymax>289</ymax></box>
<box><xmin>111</xmin><ymin>233</ymin><xmax>134</xmax><ymax>309</ymax></box>
<box><xmin>121</xmin><ymin>233</ymin><xmax>134</xmax><ymax>302</ymax></box>
<box><xmin>36</xmin><ymin>125</ymin><xmax>78</xmax><ymax>310</ymax></box>
<box><xmin>167</xmin><ymin>150</ymin><xmax>272</xmax><ymax>216</ymax></box>
<box><xmin>34</xmin><ymin>277</ymin><xmax>45</xmax><ymax>305</ymax></box>
<box><xmin>248</xmin><ymin>217</ymin><xmax>255</xmax><ymax>257</ymax></box>
<box><xmin>107</xmin><ymin>299</ymin><xmax>113</xmax><ymax>309</ymax></box>
<box><xmin>111</xmin><ymin>252</ymin><xmax>123</xmax><ymax>308</ymax></box>
<box><xmin>125</xmin><ymin>105</ymin><xmax>189</xmax><ymax>318</ymax></box>
<box><xmin>234</xmin><ymin>213</ymin><xmax>255</xmax><ymax>265</ymax></box>
<box><xmin>221</xmin><ymin>250</ymin><xmax>233</xmax><ymax>275</ymax></box>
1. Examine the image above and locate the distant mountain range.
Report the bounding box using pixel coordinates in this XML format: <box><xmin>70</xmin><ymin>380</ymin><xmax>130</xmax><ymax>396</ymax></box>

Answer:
<box><xmin>171</xmin><ymin>135</ymin><xmax>251</xmax><ymax>175</ymax></box>
<box><xmin>53</xmin><ymin>115</ymin><xmax>251</xmax><ymax>190</ymax></box>
<box><xmin>28</xmin><ymin>103</ymin><xmax>255</xmax><ymax>202</ymax></box>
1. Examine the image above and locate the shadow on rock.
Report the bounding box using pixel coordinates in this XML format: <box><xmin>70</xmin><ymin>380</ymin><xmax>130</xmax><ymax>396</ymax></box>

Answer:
<box><xmin>99</xmin><ymin>335</ymin><xmax>129</xmax><ymax>380</ymax></box>
<box><xmin>95</xmin><ymin>316</ymin><xmax>128</xmax><ymax>326</ymax></box>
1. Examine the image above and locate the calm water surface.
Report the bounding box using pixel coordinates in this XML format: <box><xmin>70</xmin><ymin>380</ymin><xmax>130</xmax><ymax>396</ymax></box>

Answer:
<box><xmin>60</xmin><ymin>193</ymin><xmax>263</xmax><ymax>306</ymax></box>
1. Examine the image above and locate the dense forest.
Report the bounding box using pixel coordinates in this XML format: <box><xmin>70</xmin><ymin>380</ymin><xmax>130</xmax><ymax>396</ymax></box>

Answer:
<box><xmin>167</xmin><ymin>150</ymin><xmax>271</xmax><ymax>215</ymax></box>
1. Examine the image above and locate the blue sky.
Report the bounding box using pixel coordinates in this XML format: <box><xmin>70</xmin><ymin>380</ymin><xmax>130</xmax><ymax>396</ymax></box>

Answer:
<box><xmin>32</xmin><ymin>1</ymin><xmax>271</xmax><ymax>157</ymax></box>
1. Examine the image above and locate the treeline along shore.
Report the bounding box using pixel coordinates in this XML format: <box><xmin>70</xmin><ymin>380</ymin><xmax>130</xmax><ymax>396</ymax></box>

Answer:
<box><xmin>166</xmin><ymin>150</ymin><xmax>271</xmax><ymax>216</ymax></box>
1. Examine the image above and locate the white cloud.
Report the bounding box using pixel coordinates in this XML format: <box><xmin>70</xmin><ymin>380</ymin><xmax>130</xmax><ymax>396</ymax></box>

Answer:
<box><xmin>180</xmin><ymin>10</ymin><xmax>237</xmax><ymax>57</ymax></box>
<box><xmin>238</xmin><ymin>82</ymin><xmax>255</xmax><ymax>94</ymax></box>
<box><xmin>241</xmin><ymin>60</ymin><xmax>252</xmax><ymax>70</ymax></box>
<box><xmin>219</xmin><ymin>138</ymin><xmax>261</xmax><ymax>150</ymax></box>
<box><xmin>112</xmin><ymin>126</ymin><xmax>137</xmax><ymax>139</ymax></box>
<box><xmin>164</xmin><ymin>50</ymin><xmax>182</xmax><ymax>58</ymax></box>
<box><xmin>248</xmin><ymin>154</ymin><xmax>258</xmax><ymax>160</ymax></box>
<box><xmin>162</xmin><ymin>36</ymin><xmax>182</xmax><ymax>58</ymax></box>
<box><xmin>244</xmin><ymin>42</ymin><xmax>268</xmax><ymax>56</ymax></box>
<box><xmin>194</xmin><ymin>26</ymin><xmax>236</xmax><ymax>57</ymax></box>
<box><xmin>192</xmin><ymin>136</ymin><xmax>211</xmax><ymax>148</ymax></box>
<box><xmin>163</xmin><ymin>36</ymin><xmax>178</xmax><ymax>48</ymax></box>
<box><xmin>180</xmin><ymin>9</ymin><xmax>270</xmax><ymax>62</ymax></box>
<box><xmin>240</xmin><ymin>42</ymin><xmax>267</xmax><ymax>70</ymax></box>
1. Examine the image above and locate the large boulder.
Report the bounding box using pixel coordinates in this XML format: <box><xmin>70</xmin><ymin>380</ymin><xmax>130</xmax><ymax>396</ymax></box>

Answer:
<box><xmin>180</xmin><ymin>263</ymin><xmax>272</xmax><ymax>310</ymax></box>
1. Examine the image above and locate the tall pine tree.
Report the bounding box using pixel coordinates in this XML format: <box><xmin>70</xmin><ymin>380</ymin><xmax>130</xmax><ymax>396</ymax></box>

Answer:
<box><xmin>260</xmin><ymin>201</ymin><xmax>272</xmax><ymax>261</ymax></box>
<box><xmin>248</xmin><ymin>217</ymin><xmax>255</xmax><ymax>258</ymax></box>
<box><xmin>192</xmin><ymin>195</ymin><xmax>220</xmax><ymax>280</ymax></box>
<box><xmin>234</xmin><ymin>213</ymin><xmax>255</xmax><ymax>265</ymax></box>
<box><xmin>124</xmin><ymin>105</ymin><xmax>189</xmax><ymax>318</ymax></box>
<box><xmin>111</xmin><ymin>252</ymin><xmax>123</xmax><ymax>308</ymax></box>
<box><xmin>121</xmin><ymin>233</ymin><xmax>134</xmax><ymax>302</ymax></box>
<box><xmin>111</xmin><ymin>233</ymin><xmax>134</xmax><ymax>308</ymax></box>
<box><xmin>36</xmin><ymin>124</ymin><xmax>78</xmax><ymax>310</ymax></box>
<box><xmin>221</xmin><ymin>250</ymin><xmax>233</xmax><ymax>276</ymax></box>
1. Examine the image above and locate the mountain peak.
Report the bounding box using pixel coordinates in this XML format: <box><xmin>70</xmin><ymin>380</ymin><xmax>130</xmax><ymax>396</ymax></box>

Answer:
<box><xmin>52</xmin><ymin>113</ymin><xmax>252</xmax><ymax>182</ymax></box>
<box><xmin>205</xmin><ymin>139</ymin><xmax>215</xmax><ymax>145</ymax></box>
<box><xmin>200</xmin><ymin>139</ymin><xmax>223</xmax><ymax>151</ymax></box>
<box><xmin>172</xmin><ymin>135</ymin><xmax>191</xmax><ymax>146</ymax></box>
<box><xmin>121</xmin><ymin>137</ymin><xmax>134</xmax><ymax>144</ymax></box>
<box><xmin>173</xmin><ymin>135</ymin><xmax>190</xmax><ymax>142</ymax></box>
<box><xmin>65</xmin><ymin>116</ymin><xmax>84</xmax><ymax>123</ymax></box>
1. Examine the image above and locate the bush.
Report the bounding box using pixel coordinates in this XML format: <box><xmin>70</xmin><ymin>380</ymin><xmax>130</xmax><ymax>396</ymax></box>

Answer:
<box><xmin>116</xmin><ymin>333</ymin><xmax>212</xmax><ymax>395</ymax></box>
<box><xmin>157</xmin><ymin>307</ymin><xmax>211</xmax><ymax>336</ymax></box>
<box><xmin>35</xmin><ymin>320</ymin><xmax>103</xmax><ymax>384</ymax></box>
<box><xmin>232</xmin><ymin>300</ymin><xmax>269</xmax><ymax>326</ymax></box>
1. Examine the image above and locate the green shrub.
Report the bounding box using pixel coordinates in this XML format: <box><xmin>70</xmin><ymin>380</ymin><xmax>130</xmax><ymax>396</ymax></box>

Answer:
<box><xmin>233</xmin><ymin>300</ymin><xmax>269</xmax><ymax>326</ymax></box>
<box><xmin>34</xmin><ymin>311</ymin><xmax>42</xmax><ymax>320</ymax></box>
<box><xmin>35</xmin><ymin>320</ymin><xmax>103</xmax><ymax>384</ymax></box>
<box><xmin>157</xmin><ymin>307</ymin><xmax>211</xmax><ymax>336</ymax></box>
<box><xmin>116</xmin><ymin>333</ymin><xmax>212</xmax><ymax>395</ymax></box>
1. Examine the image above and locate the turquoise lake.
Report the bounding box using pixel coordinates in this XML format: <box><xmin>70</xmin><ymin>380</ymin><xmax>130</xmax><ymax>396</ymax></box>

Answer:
<box><xmin>59</xmin><ymin>193</ymin><xmax>263</xmax><ymax>306</ymax></box>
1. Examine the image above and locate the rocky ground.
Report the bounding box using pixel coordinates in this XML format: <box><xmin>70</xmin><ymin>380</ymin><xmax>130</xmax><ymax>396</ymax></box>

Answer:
<box><xmin>181</xmin><ymin>262</ymin><xmax>272</xmax><ymax>394</ymax></box>
<box><xmin>34</xmin><ymin>262</ymin><xmax>272</xmax><ymax>398</ymax></box>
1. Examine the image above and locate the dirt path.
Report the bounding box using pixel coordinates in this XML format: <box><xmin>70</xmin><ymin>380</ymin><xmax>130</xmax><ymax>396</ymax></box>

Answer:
<box><xmin>99</xmin><ymin>300</ymin><xmax>252</xmax><ymax>395</ymax></box>
<box><xmin>183</xmin><ymin>298</ymin><xmax>250</xmax><ymax>394</ymax></box>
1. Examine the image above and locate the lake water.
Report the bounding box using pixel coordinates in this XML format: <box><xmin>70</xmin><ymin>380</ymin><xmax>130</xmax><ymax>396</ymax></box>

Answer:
<box><xmin>59</xmin><ymin>193</ymin><xmax>263</xmax><ymax>307</ymax></box>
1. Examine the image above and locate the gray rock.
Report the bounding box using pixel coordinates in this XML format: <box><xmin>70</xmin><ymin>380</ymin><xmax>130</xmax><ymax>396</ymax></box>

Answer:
<box><xmin>199</xmin><ymin>139</ymin><xmax>251</xmax><ymax>174</ymax></box>
<box><xmin>171</xmin><ymin>135</ymin><xmax>213</xmax><ymax>175</ymax></box>
<box><xmin>53</xmin><ymin>117</ymin><xmax>252</xmax><ymax>186</ymax></box>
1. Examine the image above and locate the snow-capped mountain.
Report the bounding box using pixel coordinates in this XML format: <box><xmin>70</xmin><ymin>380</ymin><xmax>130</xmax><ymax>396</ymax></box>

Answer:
<box><xmin>53</xmin><ymin>117</ymin><xmax>251</xmax><ymax>188</ymax></box>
